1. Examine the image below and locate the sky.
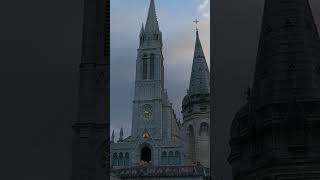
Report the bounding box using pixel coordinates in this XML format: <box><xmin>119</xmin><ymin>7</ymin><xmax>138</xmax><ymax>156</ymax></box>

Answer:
<box><xmin>0</xmin><ymin>0</ymin><xmax>320</xmax><ymax>180</ymax></box>
<box><xmin>110</xmin><ymin>0</ymin><xmax>210</xmax><ymax>139</ymax></box>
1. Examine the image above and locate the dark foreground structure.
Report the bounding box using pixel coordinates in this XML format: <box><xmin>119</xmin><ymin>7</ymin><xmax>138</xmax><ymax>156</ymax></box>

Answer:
<box><xmin>229</xmin><ymin>0</ymin><xmax>320</xmax><ymax>179</ymax></box>
<box><xmin>71</xmin><ymin>0</ymin><xmax>109</xmax><ymax>179</ymax></box>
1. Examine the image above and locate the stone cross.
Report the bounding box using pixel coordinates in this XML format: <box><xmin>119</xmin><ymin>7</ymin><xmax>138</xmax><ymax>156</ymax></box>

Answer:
<box><xmin>193</xmin><ymin>19</ymin><xmax>199</xmax><ymax>30</ymax></box>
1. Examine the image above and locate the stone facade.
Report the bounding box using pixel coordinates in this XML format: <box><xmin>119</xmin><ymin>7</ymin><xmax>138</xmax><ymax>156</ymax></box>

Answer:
<box><xmin>228</xmin><ymin>0</ymin><xmax>320</xmax><ymax>179</ymax></box>
<box><xmin>110</xmin><ymin>0</ymin><xmax>210</xmax><ymax>177</ymax></box>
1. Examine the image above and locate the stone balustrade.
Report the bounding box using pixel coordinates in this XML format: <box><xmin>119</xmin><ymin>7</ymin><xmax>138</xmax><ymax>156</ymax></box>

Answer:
<box><xmin>111</xmin><ymin>164</ymin><xmax>210</xmax><ymax>178</ymax></box>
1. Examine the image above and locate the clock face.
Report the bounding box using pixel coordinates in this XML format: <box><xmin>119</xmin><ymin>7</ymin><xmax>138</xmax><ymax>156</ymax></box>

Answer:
<box><xmin>142</xmin><ymin>104</ymin><xmax>152</xmax><ymax>120</ymax></box>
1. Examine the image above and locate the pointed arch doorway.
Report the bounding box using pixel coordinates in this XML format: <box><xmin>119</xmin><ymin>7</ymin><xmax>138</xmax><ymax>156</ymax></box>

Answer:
<box><xmin>141</xmin><ymin>146</ymin><xmax>151</xmax><ymax>163</ymax></box>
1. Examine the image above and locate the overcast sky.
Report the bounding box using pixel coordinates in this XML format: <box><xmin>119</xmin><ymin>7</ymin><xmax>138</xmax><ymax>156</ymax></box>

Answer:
<box><xmin>110</xmin><ymin>0</ymin><xmax>210</xmax><ymax>139</ymax></box>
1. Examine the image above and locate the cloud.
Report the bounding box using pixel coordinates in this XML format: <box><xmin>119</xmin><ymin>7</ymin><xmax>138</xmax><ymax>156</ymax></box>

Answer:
<box><xmin>198</xmin><ymin>0</ymin><xmax>210</xmax><ymax>19</ymax></box>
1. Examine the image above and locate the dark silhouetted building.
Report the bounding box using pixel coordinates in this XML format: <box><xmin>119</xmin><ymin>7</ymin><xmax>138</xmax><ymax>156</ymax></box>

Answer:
<box><xmin>229</xmin><ymin>0</ymin><xmax>320</xmax><ymax>179</ymax></box>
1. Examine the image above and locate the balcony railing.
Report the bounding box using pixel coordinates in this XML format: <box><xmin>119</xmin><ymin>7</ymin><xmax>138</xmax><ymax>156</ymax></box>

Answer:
<box><xmin>111</xmin><ymin>164</ymin><xmax>210</xmax><ymax>178</ymax></box>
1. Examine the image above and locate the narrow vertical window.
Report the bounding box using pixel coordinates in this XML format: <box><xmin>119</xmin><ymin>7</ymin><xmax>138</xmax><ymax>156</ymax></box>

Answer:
<box><xmin>118</xmin><ymin>152</ymin><xmax>124</xmax><ymax>166</ymax></box>
<box><xmin>125</xmin><ymin>152</ymin><xmax>129</xmax><ymax>166</ymax></box>
<box><xmin>143</xmin><ymin>55</ymin><xmax>148</xmax><ymax>79</ymax></box>
<box><xmin>168</xmin><ymin>151</ymin><xmax>174</xmax><ymax>165</ymax></box>
<box><xmin>175</xmin><ymin>151</ymin><xmax>181</xmax><ymax>165</ymax></box>
<box><xmin>112</xmin><ymin>153</ymin><xmax>118</xmax><ymax>166</ymax></box>
<box><xmin>161</xmin><ymin>151</ymin><xmax>167</xmax><ymax>165</ymax></box>
<box><xmin>199</xmin><ymin>122</ymin><xmax>209</xmax><ymax>136</ymax></box>
<box><xmin>150</xmin><ymin>54</ymin><xmax>155</xmax><ymax>79</ymax></box>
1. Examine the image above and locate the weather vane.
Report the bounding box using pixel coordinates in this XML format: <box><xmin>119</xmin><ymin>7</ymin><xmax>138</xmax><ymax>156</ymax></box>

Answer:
<box><xmin>193</xmin><ymin>19</ymin><xmax>199</xmax><ymax>31</ymax></box>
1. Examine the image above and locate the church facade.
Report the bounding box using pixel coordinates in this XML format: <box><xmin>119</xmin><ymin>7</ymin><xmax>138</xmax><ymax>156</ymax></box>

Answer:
<box><xmin>110</xmin><ymin>0</ymin><xmax>210</xmax><ymax>174</ymax></box>
<box><xmin>228</xmin><ymin>0</ymin><xmax>320</xmax><ymax>179</ymax></box>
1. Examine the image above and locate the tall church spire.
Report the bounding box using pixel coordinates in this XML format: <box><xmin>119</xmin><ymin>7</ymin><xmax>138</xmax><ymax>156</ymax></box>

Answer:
<box><xmin>188</xmin><ymin>29</ymin><xmax>210</xmax><ymax>95</ymax></box>
<box><xmin>145</xmin><ymin>0</ymin><xmax>159</xmax><ymax>32</ymax></box>
<box><xmin>131</xmin><ymin>0</ymin><xmax>164</xmax><ymax>139</ymax></box>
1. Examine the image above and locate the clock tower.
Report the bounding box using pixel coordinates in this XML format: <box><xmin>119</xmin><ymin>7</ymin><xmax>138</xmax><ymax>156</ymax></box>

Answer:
<box><xmin>131</xmin><ymin>0</ymin><xmax>165</xmax><ymax>140</ymax></box>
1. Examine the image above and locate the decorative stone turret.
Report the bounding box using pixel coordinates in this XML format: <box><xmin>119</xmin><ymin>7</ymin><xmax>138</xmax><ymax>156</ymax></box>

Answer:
<box><xmin>182</xmin><ymin>29</ymin><xmax>210</xmax><ymax>168</ymax></box>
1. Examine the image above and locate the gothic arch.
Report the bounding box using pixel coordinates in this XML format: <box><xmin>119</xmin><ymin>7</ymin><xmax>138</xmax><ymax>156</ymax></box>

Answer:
<box><xmin>161</xmin><ymin>151</ymin><xmax>167</xmax><ymax>165</ymax></box>
<box><xmin>175</xmin><ymin>151</ymin><xmax>181</xmax><ymax>165</ymax></box>
<box><xmin>118</xmin><ymin>152</ymin><xmax>124</xmax><ymax>166</ymax></box>
<box><xmin>199</xmin><ymin>122</ymin><xmax>209</xmax><ymax>136</ymax></box>
<box><xmin>124</xmin><ymin>152</ymin><xmax>129</xmax><ymax>166</ymax></box>
<box><xmin>137</xmin><ymin>142</ymin><xmax>154</xmax><ymax>164</ymax></box>
<box><xmin>187</xmin><ymin>125</ymin><xmax>196</xmax><ymax>163</ymax></box>
<box><xmin>112</xmin><ymin>153</ymin><xmax>118</xmax><ymax>166</ymax></box>
<box><xmin>168</xmin><ymin>151</ymin><xmax>174</xmax><ymax>165</ymax></box>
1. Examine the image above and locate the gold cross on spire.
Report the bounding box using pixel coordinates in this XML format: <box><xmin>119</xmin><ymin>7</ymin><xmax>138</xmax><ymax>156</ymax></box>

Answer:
<box><xmin>193</xmin><ymin>19</ymin><xmax>199</xmax><ymax>31</ymax></box>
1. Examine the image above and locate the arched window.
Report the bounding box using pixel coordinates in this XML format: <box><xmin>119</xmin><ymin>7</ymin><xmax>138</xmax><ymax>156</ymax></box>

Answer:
<box><xmin>187</xmin><ymin>125</ymin><xmax>195</xmax><ymax>163</ymax></box>
<box><xmin>161</xmin><ymin>151</ymin><xmax>167</xmax><ymax>165</ymax></box>
<box><xmin>118</xmin><ymin>152</ymin><xmax>124</xmax><ymax>166</ymax></box>
<box><xmin>112</xmin><ymin>153</ymin><xmax>118</xmax><ymax>166</ymax></box>
<box><xmin>150</xmin><ymin>54</ymin><xmax>155</xmax><ymax>79</ymax></box>
<box><xmin>124</xmin><ymin>152</ymin><xmax>129</xmax><ymax>166</ymax></box>
<box><xmin>168</xmin><ymin>151</ymin><xmax>174</xmax><ymax>165</ymax></box>
<box><xmin>142</xmin><ymin>55</ymin><xmax>148</xmax><ymax>79</ymax></box>
<box><xmin>175</xmin><ymin>151</ymin><xmax>181</xmax><ymax>165</ymax></box>
<box><xmin>199</xmin><ymin>122</ymin><xmax>209</xmax><ymax>136</ymax></box>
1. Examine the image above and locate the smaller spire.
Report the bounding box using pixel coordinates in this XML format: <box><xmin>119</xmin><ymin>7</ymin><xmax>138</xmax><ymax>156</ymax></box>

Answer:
<box><xmin>188</xmin><ymin>29</ymin><xmax>210</xmax><ymax>95</ymax></box>
<box><xmin>140</xmin><ymin>23</ymin><xmax>145</xmax><ymax>35</ymax></box>
<box><xmin>111</xmin><ymin>129</ymin><xmax>114</xmax><ymax>143</ymax></box>
<box><xmin>119</xmin><ymin>127</ymin><xmax>123</xmax><ymax>142</ymax></box>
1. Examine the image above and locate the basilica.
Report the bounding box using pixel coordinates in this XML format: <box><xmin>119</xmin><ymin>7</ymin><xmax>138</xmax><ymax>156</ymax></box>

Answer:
<box><xmin>110</xmin><ymin>0</ymin><xmax>210</xmax><ymax>174</ymax></box>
